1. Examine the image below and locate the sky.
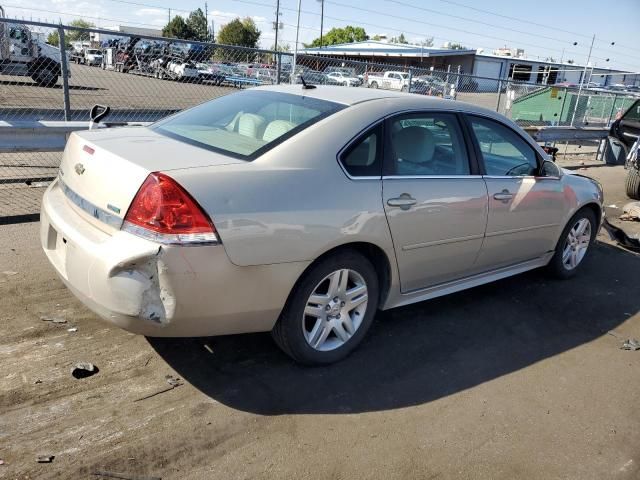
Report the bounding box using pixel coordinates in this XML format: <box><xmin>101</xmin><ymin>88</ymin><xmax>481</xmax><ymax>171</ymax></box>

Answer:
<box><xmin>6</xmin><ymin>0</ymin><xmax>640</xmax><ymax>72</ymax></box>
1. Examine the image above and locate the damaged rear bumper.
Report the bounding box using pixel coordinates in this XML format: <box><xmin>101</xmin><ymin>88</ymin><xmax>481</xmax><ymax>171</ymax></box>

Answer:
<box><xmin>40</xmin><ymin>179</ymin><xmax>308</xmax><ymax>337</ymax></box>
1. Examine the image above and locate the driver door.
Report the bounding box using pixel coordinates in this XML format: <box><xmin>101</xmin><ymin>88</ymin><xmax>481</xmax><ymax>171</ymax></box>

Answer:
<box><xmin>466</xmin><ymin>115</ymin><xmax>566</xmax><ymax>269</ymax></box>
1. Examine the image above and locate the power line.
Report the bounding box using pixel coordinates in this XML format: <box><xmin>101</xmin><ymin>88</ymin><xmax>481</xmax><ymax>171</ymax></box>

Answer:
<box><xmin>429</xmin><ymin>0</ymin><xmax>637</xmax><ymax>54</ymax></box>
<box><xmin>323</xmin><ymin>0</ymin><xmax>634</xmax><ymax>67</ymax></box>
<box><xmin>381</xmin><ymin>0</ymin><xmax>640</xmax><ymax>62</ymax></box>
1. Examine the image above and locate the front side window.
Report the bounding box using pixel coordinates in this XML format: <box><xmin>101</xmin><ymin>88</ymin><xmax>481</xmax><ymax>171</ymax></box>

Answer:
<box><xmin>152</xmin><ymin>90</ymin><xmax>345</xmax><ymax>160</ymax></box>
<box><xmin>469</xmin><ymin>116</ymin><xmax>538</xmax><ymax>176</ymax></box>
<box><xmin>622</xmin><ymin>100</ymin><xmax>640</xmax><ymax>121</ymax></box>
<box><xmin>388</xmin><ymin>113</ymin><xmax>470</xmax><ymax>176</ymax></box>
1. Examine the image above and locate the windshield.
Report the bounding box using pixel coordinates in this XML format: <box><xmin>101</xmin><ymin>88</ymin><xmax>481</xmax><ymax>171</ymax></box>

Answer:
<box><xmin>87</xmin><ymin>49</ymin><xmax>101</xmax><ymax>54</ymax></box>
<box><xmin>152</xmin><ymin>90</ymin><xmax>345</xmax><ymax>160</ymax></box>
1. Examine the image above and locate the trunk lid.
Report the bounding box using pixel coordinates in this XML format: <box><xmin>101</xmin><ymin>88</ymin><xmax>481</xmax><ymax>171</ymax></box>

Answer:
<box><xmin>59</xmin><ymin>126</ymin><xmax>243</xmax><ymax>233</ymax></box>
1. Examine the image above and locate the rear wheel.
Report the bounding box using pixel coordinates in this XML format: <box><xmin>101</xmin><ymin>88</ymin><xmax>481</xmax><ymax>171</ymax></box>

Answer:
<box><xmin>370</xmin><ymin>81</ymin><xmax>378</xmax><ymax>89</ymax></box>
<box><xmin>547</xmin><ymin>209</ymin><xmax>596</xmax><ymax>279</ymax></box>
<box><xmin>625</xmin><ymin>169</ymin><xmax>640</xmax><ymax>200</ymax></box>
<box><xmin>272</xmin><ymin>250</ymin><xmax>379</xmax><ymax>365</ymax></box>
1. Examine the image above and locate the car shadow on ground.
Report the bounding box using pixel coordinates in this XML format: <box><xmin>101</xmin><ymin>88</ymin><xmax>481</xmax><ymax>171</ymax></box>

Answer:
<box><xmin>149</xmin><ymin>242</ymin><xmax>640</xmax><ymax>415</ymax></box>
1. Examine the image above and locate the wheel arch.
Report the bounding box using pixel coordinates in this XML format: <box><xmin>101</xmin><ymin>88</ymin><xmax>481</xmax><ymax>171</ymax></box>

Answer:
<box><xmin>289</xmin><ymin>241</ymin><xmax>393</xmax><ymax>310</ymax></box>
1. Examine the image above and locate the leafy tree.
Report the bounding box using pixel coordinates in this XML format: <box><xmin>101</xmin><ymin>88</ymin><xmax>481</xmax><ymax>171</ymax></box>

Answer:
<box><xmin>162</xmin><ymin>15</ymin><xmax>196</xmax><ymax>40</ymax></box>
<box><xmin>271</xmin><ymin>43</ymin><xmax>291</xmax><ymax>52</ymax></box>
<box><xmin>390</xmin><ymin>33</ymin><xmax>408</xmax><ymax>44</ymax></box>
<box><xmin>304</xmin><ymin>26</ymin><xmax>368</xmax><ymax>47</ymax></box>
<box><xmin>421</xmin><ymin>37</ymin><xmax>434</xmax><ymax>47</ymax></box>
<box><xmin>187</xmin><ymin>8</ymin><xmax>208</xmax><ymax>41</ymax></box>
<box><xmin>448</xmin><ymin>42</ymin><xmax>467</xmax><ymax>50</ymax></box>
<box><xmin>47</xmin><ymin>19</ymin><xmax>95</xmax><ymax>46</ymax></box>
<box><xmin>217</xmin><ymin>17</ymin><xmax>261</xmax><ymax>48</ymax></box>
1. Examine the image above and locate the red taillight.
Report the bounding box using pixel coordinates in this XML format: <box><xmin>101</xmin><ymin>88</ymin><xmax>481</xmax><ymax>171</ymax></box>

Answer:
<box><xmin>123</xmin><ymin>172</ymin><xmax>218</xmax><ymax>244</ymax></box>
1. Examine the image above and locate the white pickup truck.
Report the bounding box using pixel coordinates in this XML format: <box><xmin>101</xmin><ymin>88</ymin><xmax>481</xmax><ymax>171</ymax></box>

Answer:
<box><xmin>0</xmin><ymin>7</ymin><xmax>63</xmax><ymax>87</ymax></box>
<box><xmin>366</xmin><ymin>70</ymin><xmax>411</xmax><ymax>91</ymax></box>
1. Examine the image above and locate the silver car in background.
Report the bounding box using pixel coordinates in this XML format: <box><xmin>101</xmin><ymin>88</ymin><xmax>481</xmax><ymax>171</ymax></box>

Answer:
<box><xmin>40</xmin><ymin>86</ymin><xmax>603</xmax><ymax>364</ymax></box>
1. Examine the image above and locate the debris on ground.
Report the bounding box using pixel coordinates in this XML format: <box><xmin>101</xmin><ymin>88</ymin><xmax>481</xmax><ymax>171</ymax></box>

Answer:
<box><xmin>608</xmin><ymin>204</ymin><xmax>619</xmax><ymax>209</ymax></box>
<box><xmin>92</xmin><ymin>470</ymin><xmax>162</xmax><ymax>480</ymax></box>
<box><xmin>621</xmin><ymin>339</ymin><xmax>640</xmax><ymax>351</ymax></box>
<box><xmin>203</xmin><ymin>343</ymin><xmax>214</xmax><ymax>354</ymax></box>
<box><xmin>36</xmin><ymin>455</ymin><xmax>54</xmax><ymax>463</ymax></box>
<box><xmin>133</xmin><ymin>375</ymin><xmax>183</xmax><ymax>402</ymax></box>
<box><xmin>71</xmin><ymin>362</ymin><xmax>99</xmax><ymax>379</ymax></box>
<box><xmin>41</xmin><ymin>316</ymin><xmax>67</xmax><ymax>324</ymax></box>
<box><xmin>67</xmin><ymin>327</ymin><xmax>78</xmax><ymax>333</ymax></box>
<box><xmin>0</xmin><ymin>459</ymin><xmax>4</xmax><ymax>465</ymax></box>
<box><xmin>34</xmin><ymin>379</ymin><xmax>42</xmax><ymax>384</ymax></box>
<box><xmin>2</xmin><ymin>271</ymin><xmax>17</xmax><ymax>276</ymax></box>
<box><xmin>620</xmin><ymin>202</ymin><xmax>640</xmax><ymax>222</ymax></box>
<box><xmin>602</xmin><ymin>219</ymin><xmax>640</xmax><ymax>252</ymax></box>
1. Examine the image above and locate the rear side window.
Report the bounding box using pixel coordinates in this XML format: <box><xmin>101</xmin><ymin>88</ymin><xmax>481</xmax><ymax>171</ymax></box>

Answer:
<box><xmin>339</xmin><ymin>124</ymin><xmax>382</xmax><ymax>177</ymax></box>
<box><xmin>152</xmin><ymin>90</ymin><xmax>345</xmax><ymax>160</ymax></box>
<box><xmin>468</xmin><ymin>116</ymin><xmax>538</xmax><ymax>176</ymax></box>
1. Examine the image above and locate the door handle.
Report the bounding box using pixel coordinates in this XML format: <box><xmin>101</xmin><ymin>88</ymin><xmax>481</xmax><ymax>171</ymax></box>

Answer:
<box><xmin>493</xmin><ymin>190</ymin><xmax>514</xmax><ymax>203</ymax></box>
<box><xmin>387</xmin><ymin>194</ymin><xmax>417</xmax><ymax>210</ymax></box>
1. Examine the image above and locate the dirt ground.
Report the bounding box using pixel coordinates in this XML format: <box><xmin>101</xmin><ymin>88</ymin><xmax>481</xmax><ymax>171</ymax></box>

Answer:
<box><xmin>1</xmin><ymin>162</ymin><xmax>640</xmax><ymax>480</ymax></box>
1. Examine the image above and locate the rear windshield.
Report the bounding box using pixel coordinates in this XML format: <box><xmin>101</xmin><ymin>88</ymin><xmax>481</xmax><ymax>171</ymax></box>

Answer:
<box><xmin>152</xmin><ymin>90</ymin><xmax>345</xmax><ymax>160</ymax></box>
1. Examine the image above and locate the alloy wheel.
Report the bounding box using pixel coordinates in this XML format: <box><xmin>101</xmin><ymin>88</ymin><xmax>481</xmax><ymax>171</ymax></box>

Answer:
<box><xmin>302</xmin><ymin>268</ymin><xmax>368</xmax><ymax>351</ymax></box>
<box><xmin>562</xmin><ymin>218</ymin><xmax>592</xmax><ymax>270</ymax></box>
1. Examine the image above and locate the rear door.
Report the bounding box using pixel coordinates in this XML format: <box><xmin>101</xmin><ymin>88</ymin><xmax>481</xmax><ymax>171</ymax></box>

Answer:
<box><xmin>465</xmin><ymin>114</ymin><xmax>565</xmax><ymax>269</ymax></box>
<box><xmin>382</xmin><ymin>112</ymin><xmax>488</xmax><ymax>292</ymax></box>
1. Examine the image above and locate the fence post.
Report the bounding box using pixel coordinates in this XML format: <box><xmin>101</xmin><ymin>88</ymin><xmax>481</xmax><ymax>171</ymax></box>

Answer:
<box><xmin>57</xmin><ymin>26</ymin><xmax>71</xmax><ymax>121</ymax></box>
<box><xmin>445</xmin><ymin>65</ymin><xmax>451</xmax><ymax>89</ymax></box>
<box><xmin>276</xmin><ymin>52</ymin><xmax>282</xmax><ymax>85</ymax></box>
<box><xmin>557</xmin><ymin>87</ymin><xmax>568</xmax><ymax>125</ymax></box>
<box><xmin>496</xmin><ymin>79</ymin><xmax>503</xmax><ymax>113</ymax></box>
<box><xmin>455</xmin><ymin>65</ymin><xmax>461</xmax><ymax>96</ymax></box>
<box><xmin>606</xmin><ymin>93</ymin><xmax>618</xmax><ymax>126</ymax></box>
<box><xmin>407</xmin><ymin>68</ymin><xmax>413</xmax><ymax>93</ymax></box>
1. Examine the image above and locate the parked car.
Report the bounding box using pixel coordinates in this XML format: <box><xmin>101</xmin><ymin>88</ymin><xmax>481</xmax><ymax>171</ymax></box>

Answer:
<box><xmin>326</xmin><ymin>71</ymin><xmax>361</xmax><ymax>87</ymax></box>
<box><xmin>255</xmin><ymin>68</ymin><xmax>276</xmax><ymax>84</ymax></box>
<box><xmin>195</xmin><ymin>62</ymin><xmax>226</xmax><ymax>85</ymax></box>
<box><xmin>366</xmin><ymin>71</ymin><xmax>410</xmax><ymax>91</ymax></box>
<box><xmin>41</xmin><ymin>86</ymin><xmax>603</xmax><ymax>365</ymax></box>
<box><xmin>412</xmin><ymin>75</ymin><xmax>447</xmax><ymax>96</ymax></box>
<box><xmin>608</xmin><ymin>98</ymin><xmax>640</xmax><ymax>199</ymax></box>
<box><xmin>295</xmin><ymin>69</ymin><xmax>328</xmax><ymax>85</ymax></box>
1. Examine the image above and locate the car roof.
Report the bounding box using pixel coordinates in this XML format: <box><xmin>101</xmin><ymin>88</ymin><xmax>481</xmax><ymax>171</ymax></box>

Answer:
<box><xmin>253</xmin><ymin>85</ymin><xmax>500</xmax><ymax>117</ymax></box>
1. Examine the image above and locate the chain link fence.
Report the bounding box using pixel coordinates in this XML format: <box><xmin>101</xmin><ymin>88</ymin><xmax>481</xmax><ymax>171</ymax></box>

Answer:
<box><xmin>1</xmin><ymin>17</ymin><xmax>639</xmax><ymax>221</ymax></box>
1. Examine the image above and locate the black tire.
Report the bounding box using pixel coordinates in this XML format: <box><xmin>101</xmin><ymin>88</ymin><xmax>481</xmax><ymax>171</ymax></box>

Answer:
<box><xmin>547</xmin><ymin>208</ymin><xmax>597</xmax><ymax>279</ymax></box>
<box><xmin>31</xmin><ymin>69</ymin><xmax>58</xmax><ymax>88</ymax></box>
<box><xmin>625</xmin><ymin>169</ymin><xmax>640</xmax><ymax>200</ymax></box>
<box><xmin>272</xmin><ymin>250</ymin><xmax>379</xmax><ymax>365</ymax></box>
<box><xmin>370</xmin><ymin>81</ymin><xmax>378</xmax><ymax>89</ymax></box>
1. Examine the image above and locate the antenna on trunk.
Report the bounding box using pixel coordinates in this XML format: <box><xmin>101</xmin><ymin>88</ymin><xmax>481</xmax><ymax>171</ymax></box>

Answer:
<box><xmin>300</xmin><ymin>76</ymin><xmax>316</xmax><ymax>90</ymax></box>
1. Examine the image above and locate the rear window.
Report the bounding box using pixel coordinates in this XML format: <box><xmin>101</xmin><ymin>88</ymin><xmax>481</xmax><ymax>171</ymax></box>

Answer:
<box><xmin>152</xmin><ymin>90</ymin><xmax>345</xmax><ymax>160</ymax></box>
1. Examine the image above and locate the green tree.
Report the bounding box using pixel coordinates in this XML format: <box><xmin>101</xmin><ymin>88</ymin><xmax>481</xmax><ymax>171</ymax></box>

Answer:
<box><xmin>162</xmin><ymin>15</ymin><xmax>196</xmax><ymax>40</ymax></box>
<box><xmin>390</xmin><ymin>33</ymin><xmax>408</xmax><ymax>44</ymax></box>
<box><xmin>217</xmin><ymin>17</ymin><xmax>261</xmax><ymax>48</ymax></box>
<box><xmin>271</xmin><ymin>43</ymin><xmax>291</xmax><ymax>52</ymax></box>
<box><xmin>448</xmin><ymin>42</ymin><xmax>467</xmax><ymax>50</ymax></box>
<box><xmin>47</xmin><ymin>19</ymin><xmax>95</xmax><ymax>46</ymax></box>
<box><xmin>187</xmin><ymin>8</ymin><xmax>208</xmax><ymax>41</ymax></box>
<box><xmin>304</xmin><ymin>26</ymin><xmax>368</xmax><ymax>47</ymax></box>
<box><xmin>421</xmin><ymin>37</ymin><xmax>434</xmax><ymax>47</ymax></box>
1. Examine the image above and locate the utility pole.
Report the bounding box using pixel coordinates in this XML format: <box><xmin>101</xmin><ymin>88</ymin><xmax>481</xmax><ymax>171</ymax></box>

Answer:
<box><xmin>205</xmin><ymin>2</ymin><xmax>208</xmax><ymax>41</ymax></box>
<box><xmin>168</xmin><ymin>8</ymin><xmax>171</xmax><ymax>24</ymax></box>
<box><xmin>292</xmin><ymin>0</ymin><xmax>301</xmax><ymax>83</ymax></box>
<box><xmin>571</xmin><ymin>34</ymin><xmax>595</xmax><ymax>126</ymax></box>
<box><xmin>274</xmin><ymin>0</ymin><xmax>281</xmax><ymax>51</ymax></box>
<box><xmin>318</xmin><ymin>0</ymin><xmax>324</xmax><ymax>49</ymax></box>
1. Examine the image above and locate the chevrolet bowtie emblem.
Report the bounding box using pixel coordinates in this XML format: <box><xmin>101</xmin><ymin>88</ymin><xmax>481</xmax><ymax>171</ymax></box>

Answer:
<box><xmin>74</xmin><ymin>163</ymin><xmax>85</xmax><ymax>175</ymax></box>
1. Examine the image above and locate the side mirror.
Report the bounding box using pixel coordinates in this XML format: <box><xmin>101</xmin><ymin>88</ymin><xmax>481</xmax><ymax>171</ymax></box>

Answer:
<box><xmin>539</xmin><ymin>160</ymin><xmax>561</xmax><ymax>177</ymax></box>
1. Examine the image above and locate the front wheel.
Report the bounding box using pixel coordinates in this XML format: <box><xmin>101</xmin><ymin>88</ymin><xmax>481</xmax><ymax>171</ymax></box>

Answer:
<box><xmin>547</xmin><ymin>209</ymin><xmax>596</xmax><ymax>279</ymax></box>
<box><xmin>369</xmin><ymin>81</ymin><xmax>378</xmax><ymax>89</ymax></box>
<box><xmin>272</xmin><ymin>250</ymin><xmax>379</xmax><ymax>365</ymax></box>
